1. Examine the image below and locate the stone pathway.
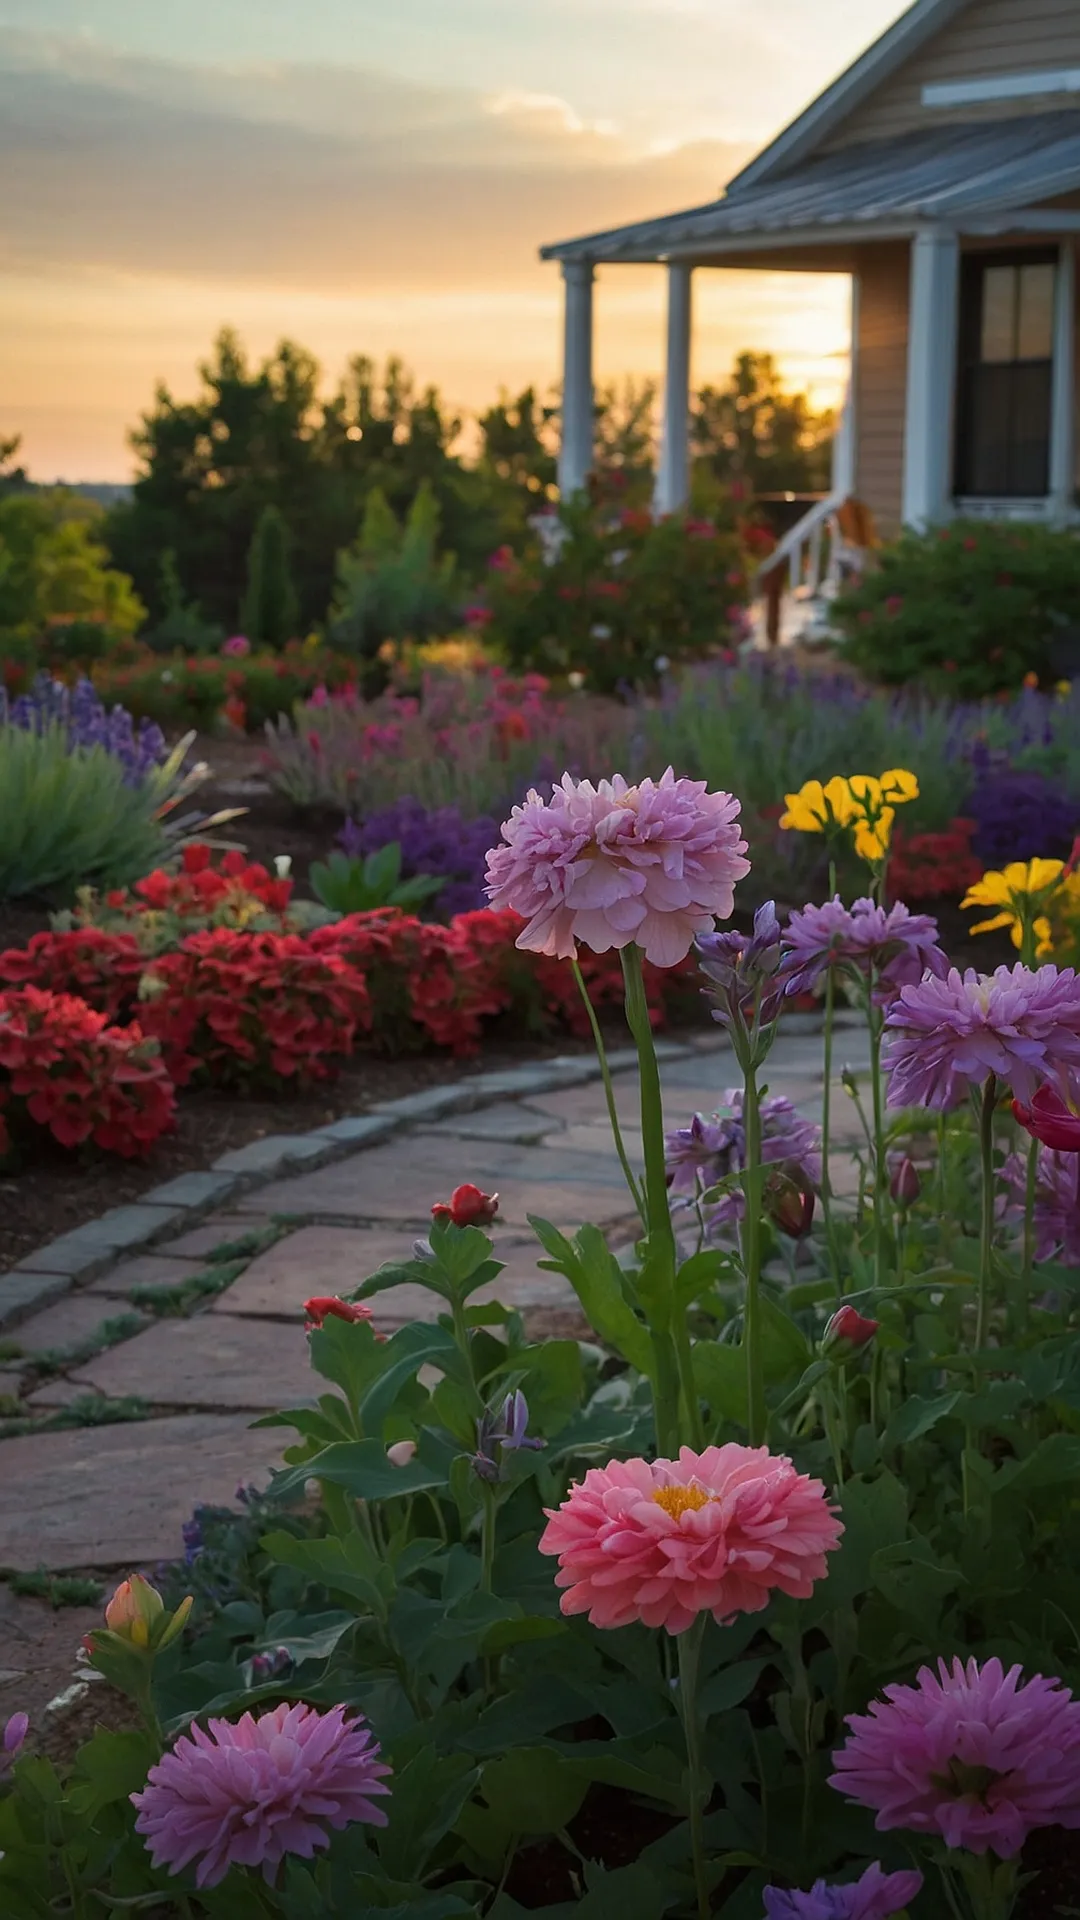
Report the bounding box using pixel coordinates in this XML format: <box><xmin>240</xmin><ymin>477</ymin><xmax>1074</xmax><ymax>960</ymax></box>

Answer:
<box><xmin>0</xmin><ymin>1020</ymin><xmax>872</xmax><ymax>1583</ymax></box>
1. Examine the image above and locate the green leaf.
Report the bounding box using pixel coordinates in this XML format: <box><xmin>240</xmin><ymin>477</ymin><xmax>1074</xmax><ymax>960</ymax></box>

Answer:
<box><xmin>675</xmin><ymin>1248</ymin><xmax>733</xmax><ymax>1306</ymax></box>
<box><xmin>883</xmin><ymin>1390</ymin><xmax>961</xmax><ymax>1448</ymax></box>
<box><xmin>261</xmin><ymin>1530</ymin><xmax>393</xmax><ymax>1617</ymax></box>
<box><xmin>68</xmin><ymin>1727</ymin><xmax>158</xmax><ymax>1817</ymax></box>
<box><xmin>698</xmin><ymin>1659</ymin><xmax>768</xmax><ymax>1717</ymax></box>
<box><xmin>758</xmin><ymin>1294</ymin><xmax>811</xmax><ymax>1382</ymax></box>
<box><xmin>268</xmin><ymin>1435</ymin><xmax>450</xmax><ymax>1504</ymax></box>
<box><xmin>481</xmin><ymin>1746</ymin><xmax>589</xmax><ymax>1835</ymax></box>
<box><xmin>356</xmin><ymin>1258</ymin><xmax>452</xmax><ymax>1306</ymax></box>
<box><xmin>870</xmin><ymin>1538</ymin><xmax>962</xmax><ymax>1633</ymax></box>
<box><xmin>480</xmin><ymin>1615</ymin><xmax>568</xmax><ymax>1655</ymax></box>
<box><xmin>377</xmin><ymin>1748</ymin><xmax>480</xmax><ymax>1884</ymax></box>
<box><xmin>993</xmin><ymin>1432</ymin><xmax>1080</xmax><ymax>1494</ymax></box>
<box><xmin>530</xmin><ymin>1217</ymin><xmax>654</xmax><ymax>1375</ymax></box>
<box><xmin>428</xmin><ymin>1221</ymin><xmax>498</xmax><ymax>1290</ymax></box>
<box><xmin>359</xmin><ymin>1322</ymin><xmax>462</xmax><ymax>1436</ymax></box>
<box><xmin>820</xmin><ymin>1470</ymin><xmax>909</xmax><ymax>1608</ymax></box>
<box><xmin>693</xmin><ymin>1341</ymin><xmax>747</xmax><ymax>1429</ymax></box>
<box><xmin>307</xmin><ymin>1313</ymin><xmax>386</xmax><ymax>1408</ymax></box>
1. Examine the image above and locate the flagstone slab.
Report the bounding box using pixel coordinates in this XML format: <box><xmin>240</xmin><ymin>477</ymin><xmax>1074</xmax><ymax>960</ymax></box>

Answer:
<box><xmin>85</xmin><ymin>1253</ymin><xmax>207</xmax><ymax>1297</ymax></box>
<box><xmin>64</xmin><ymin>1315</ymin><xmax>317</xmax><ymax>1412</ymax></box>
<box><xmin>210</xmin><ymin>1225</ymin><xmax>420</xmax><ymax>1319</ymax></box>
<box><xmin>159</xmin><ymin>1217</ymin><xmax>271</xmax><ymax>1259</ymax></box>
<box><xmin>3</xmin><ymin>1295</ymin><xmax>148</xmax><ymax>1356</ymax></box>
<box><xmin>0</xmin><ymin>1414</ymin><xmax>289</xmax><ymax>1571</ymax></box>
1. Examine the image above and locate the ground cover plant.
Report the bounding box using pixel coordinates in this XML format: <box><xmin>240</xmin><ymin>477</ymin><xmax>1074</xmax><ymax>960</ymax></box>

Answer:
<box><xmin>6</xmin><ymin>764</ymin><xmax>1080</xmax><ymax>1916</ymax></box>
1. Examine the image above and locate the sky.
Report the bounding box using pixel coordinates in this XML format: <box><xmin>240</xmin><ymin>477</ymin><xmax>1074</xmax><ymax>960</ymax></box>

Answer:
<box><xmin>0</xmin><ymin>0</ymin><xmax>910</xmax><ymax>481</ymax></box>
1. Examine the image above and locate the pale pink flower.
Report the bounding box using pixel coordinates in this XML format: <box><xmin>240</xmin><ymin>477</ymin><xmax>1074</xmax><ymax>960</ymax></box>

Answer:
<box><xmin>830</xmin><ymin>1656</ymin><xmax>1080</xmax><ymax>1857</ymax></box>
<box><xmin>538</xmin><ymin>1445</ymin><xmax>841</xmax><ymax>1635</ymax></box>
<box><xmin>131</xmin><ymin>1701</ymin><xmax>390</xmax><ymax>1888</ymax></box>
<box><xmin>485</xmin><ymin>769</ymin><xmax>750</xmax><ymax>967</ymax></box>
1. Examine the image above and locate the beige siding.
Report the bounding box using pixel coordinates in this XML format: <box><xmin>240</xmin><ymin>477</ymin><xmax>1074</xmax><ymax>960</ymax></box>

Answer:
<box><xmin>824</xmin><ymin>0</ymin><xmax>1080</xmax><ymax>150</ymax></box>
<box><xmin>853</xmin><ymin>244</ymin><xmax>910</xmax><ymax>537</ymax></box>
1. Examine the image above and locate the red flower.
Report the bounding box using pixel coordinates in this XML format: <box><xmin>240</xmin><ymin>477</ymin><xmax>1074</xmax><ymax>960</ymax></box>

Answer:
<box><xmin>431</xmin><ymin>1183</ymin><xmax>499</xmax><ymax>1228</ymax></box>
<box><xmin>557</xmin><ymin>585</ymin><xmax>581</xmax><ymax>602</ymax></box>
<box><xmin>303</xmin><ymin>1295</ymin><xmax>376</xmax><ymax>1331</ymax></box>
<box><xmin>943</xmin><ymin>659</ymin><xmax>958</xmax><ymax>674</ymax></box>
<box><xmin>962</xmin><ymin>536</ymin><xmax>978</xmax><ymax>551</ymax></box>
<box><xmin>823</xmin><ymin>1305</ymin><xmax>878</xmax><ymax>1354</ymax></box>
<box><xmin>1012</xmin><ymin>1085</ymin><xmax>1080</xmax><ymax>1152</ymax></box>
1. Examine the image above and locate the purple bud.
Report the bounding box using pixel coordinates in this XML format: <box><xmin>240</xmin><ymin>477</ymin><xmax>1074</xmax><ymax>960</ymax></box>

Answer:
<box><xmin>889</xmin><ymin>1156</ymin><xmax>921</xmax><ymax>1207</ymax></box>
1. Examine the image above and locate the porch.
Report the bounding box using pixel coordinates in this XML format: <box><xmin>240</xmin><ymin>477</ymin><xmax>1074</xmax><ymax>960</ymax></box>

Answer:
<box><xmin>543</xmin><ymin>111</ymin><xmax>1080</xmax><ymax>638</ymax></box>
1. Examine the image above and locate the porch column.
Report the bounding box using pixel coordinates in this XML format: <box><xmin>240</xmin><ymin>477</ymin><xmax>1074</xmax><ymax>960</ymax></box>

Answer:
<box><xmin>557</xmin><ymin>260</ymin><xmax>595</xmax><ymax>497</ymax></box>
<box><xmin>901</xmin><ymin>228</ymin><xmax>960</xmax><ymax>528</ymax></box>
<box><xmin>831</xmin><ymin>273</ymin><xmax>860</xmax><ymax>497</ymax></box>
<box><xmin>1049</xmin><ymin>240</ymin><xmax>1076</xmax><ymax>522</ymax></box>
<box><xmin>655</xmin><ymin>261</ymin><xmax>693</xmax><ymax>514</ymax></box>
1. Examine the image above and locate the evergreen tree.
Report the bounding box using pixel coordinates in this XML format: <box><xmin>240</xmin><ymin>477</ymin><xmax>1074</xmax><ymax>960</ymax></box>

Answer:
<box><xmin>241</xmin><ymin>505</ymin><xmax>298</xmax><ymax>649</ymax></box>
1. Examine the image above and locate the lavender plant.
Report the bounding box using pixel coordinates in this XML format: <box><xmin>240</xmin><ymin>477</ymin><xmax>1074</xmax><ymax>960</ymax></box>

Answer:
<box><xmin>0</xmin><ymin>675</ymin><xmax>168</xmax><ymax>785</ymax></box>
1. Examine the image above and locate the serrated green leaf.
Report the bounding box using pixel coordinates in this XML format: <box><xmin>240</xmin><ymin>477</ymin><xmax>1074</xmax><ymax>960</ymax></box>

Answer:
<box><xmin>530</xmin><ymin>1217</ymin><xmax>654</xmax><ymax>1375</ymax></box>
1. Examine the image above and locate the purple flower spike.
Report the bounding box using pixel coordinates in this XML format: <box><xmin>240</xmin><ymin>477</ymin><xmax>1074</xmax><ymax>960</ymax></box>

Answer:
<box><xmin>697</xmin><ymin>900</ymin><xmax>786</xmax><ymax>1033</ymax></box>
<box><xmin>665</xmin><ymin>1089</ymin><xmax>821</xmax><ymax>1237</ymax></box>
<box><xmin>471</xmin><ymin>1389</ymin><xmax>545</xmax><ymax>1482</ymax></box>
<box><xmin>764</xmin><ymin>1862</ymin><xmax>923</xmax><ymax>1920</ymax></box>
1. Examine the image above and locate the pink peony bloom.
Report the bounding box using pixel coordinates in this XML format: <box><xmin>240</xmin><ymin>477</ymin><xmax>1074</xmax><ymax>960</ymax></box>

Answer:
<box><xmin>538</xmin><ymin>1445</ymin><xmax>841</xmax><ymax>1635</ymax></box>
<box><xmin>131</xmin><ymin>1701</ymin><xmax>390</xmax><ymax>1888</ymax></box>
<box><xmin>485</xmin><ymin>770</ymin><xmax>750</xmax><ymax>967</ymax></box>
<box><xmin>222</xmin><ymin>635</ymin><xmax>251</xmax><ymax>658</ymax></box>
<box><xmin>882</xmin><ymin>964</ymin><xmax>1080</xmax><ymax>1109</ymax></box>
<box><xmin>830</xmin><ymin>1656</ymin><xmax>1080</xmax><ymax>1857</ymax></box>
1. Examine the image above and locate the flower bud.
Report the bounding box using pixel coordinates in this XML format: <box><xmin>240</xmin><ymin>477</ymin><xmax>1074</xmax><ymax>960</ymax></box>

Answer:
<box><xmin>431</xmin><ymin>1184</ymin><xmax>499</xmax><ymax>1229</ymax></box>
<box><xmin>822</xmin><ymin>1305</ymin><xmax>879</xmax><ymax>1359</ymax></box>
<box><xmin>763</xmin><ymin>1168</ymin><xmax>815</xmax><ymax>1239</ymax></box>
<box><xmin>304</xmin><ymin>1295</ymin><xmax>376</xmax><ymax>1331</ymax></box>
<box><xmin>386</xmin><ymin>1440</ymin><xmax>417</xmax><ymax>1467</ymax></box>
<box><xmin>1</xmin><ymin>1712</ymin><xmax>27</xmax><ymax>1770</ymax></box>
<box><xmin>889</xmin><ymin>1156</ymin><xmax>921</xmax><ymax>1207</ymax></box>
<box><xmin>104</xmin><ymin>1575</ymin><xmax>165</xmax><ymax>1648</ymax></box>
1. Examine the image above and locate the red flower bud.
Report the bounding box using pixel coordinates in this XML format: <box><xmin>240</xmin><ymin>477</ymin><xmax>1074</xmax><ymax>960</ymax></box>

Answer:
<box><xmin>303</xmin><ymin>1295</ymin><xmax>376</xmax><ymax>1331</ymax></box>
<box><xmin>431</xmin><ymin>1183</ymin><xmax>499</xmax><ymax>1229</ymax></box>
<box><xmin>823</xmin><ymin>1305</ymin><xmax>879</xmax><ymax>1357</ymax></box>
<box><xmin>889</xmin><ymin>1156</ymin><xmax>921</xmax><ymax>1206</ymax></box>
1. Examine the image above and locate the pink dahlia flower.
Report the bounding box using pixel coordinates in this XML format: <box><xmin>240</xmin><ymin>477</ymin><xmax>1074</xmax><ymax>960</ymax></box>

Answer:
<box><xmin>131</xmin><ymin>1701</ymin><xmax>390</xmax><ymax>1888</ymax></box>
<box><xmin>764</xmin><ymin>1861</ymin><xmax>923</xmax><ymax>1919</ymax></box>
<box><xmin>1000</xmin><ymin>1144</ymin><xmax>1080</xmax><ymax>1264</ymax></box>
<box><xmin>538</xmin><ymin>1445</ymin><xmax>841</xmax><ymax>1635</ymax></box>
<box><xmin>830</xmin><ymin>1656</ymin><xmax>1080</xmax><ymax>1857</ymax></box>
<box><xmin>484</xmin><ymin>769</ymin><xmax>750</xmax><ymax>967</ymax></box>
<box><xmin>882</xmin><ymin>964</ymin><xmax>1080</xmax><ymax>1109</ymax></box>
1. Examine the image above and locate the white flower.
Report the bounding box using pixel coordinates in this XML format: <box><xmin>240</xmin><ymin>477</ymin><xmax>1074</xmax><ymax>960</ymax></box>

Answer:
<box><xmin>610</xmin><ymin>548</ymin><xmax>630</xmax><ymax>567</ymax></box>
<box><xmin>590</xmin><ymin>625</ymin><xmax>612</xmax><ymax>640</ymax></box>
<box><xmin>655</xmin><ymin>655</ymin><xmax>671</xmax><ymax>673</ymax></box>
<box><xmin>568</xmin><ymin>671</ymin><xmax>586</xmax><ymax>691</ymax></box>
<box><xmin>160</xmin><ymin>671</ymin><xmax>174</xmax><ymax>684</ymax></box>
<box><xmin>273</xmin><ymin>855</ymin><xmax>292</xmax><ymax>880</ymax></box>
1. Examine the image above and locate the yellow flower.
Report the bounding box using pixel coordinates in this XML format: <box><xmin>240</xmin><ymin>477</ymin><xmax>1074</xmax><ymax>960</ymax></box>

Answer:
<box><xmin>780</xmin><ymin>777</ymin><xmax>856</xmax><ymax>834</ymax></box>
<box><xmin>1057</xmin><ymin>679</ymin><xmax>1072</xmax><ymax>699</ymax></box>
<box><xmin>879</xmin><ymin>768</ymin><xmax>920</xmax><ymax>804</ymax></box>
<box><xmin>962</xmin><ymin>859</ymin><xmax>1066</xmax><ymax>946</ymax></box>
<box><xmin>853</xmin><ymin>808</ymin><xmax>895</xmax><ymax>861</ymax></box>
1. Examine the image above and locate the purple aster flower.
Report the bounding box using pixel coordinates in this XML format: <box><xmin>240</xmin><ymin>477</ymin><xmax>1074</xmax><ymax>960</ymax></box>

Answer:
<box><xmin>665</xmin><ymin>1089</ymin><xmax>821</xmax><ymax>1234</ymax></box>
<box><xmin>764</xmin><ymin>1862</ymin><xmax>923</xmax><ymax>1920</ymax></box>
<box><xmin>782</xmin><ymin>897</ymin><xmax>946</xmax><ymax>1002</ymax></box>
<box><xmin>131</xmin><ymin>1701</ymin><xmax>390</xmax><ymax>1888</ymax></box>
<box><xmin>697</xmin><ymin>900</ymin><xmax>785</xmax><ymax>1035</ymax></box>
<box><xmin>830</xmin><ymin>1656</ymin><xmax>1080</xmax><ymax>1858</ymax></box>
<box><xmin>1000</xmin><ymin>1145</ymin><xmax>1080</xmax><ymax>1263</ymax></box>
<box><xmin>883</xmin><ymin>964</ymin><xmax>1080</xmax><ymax>1109</ymax></box>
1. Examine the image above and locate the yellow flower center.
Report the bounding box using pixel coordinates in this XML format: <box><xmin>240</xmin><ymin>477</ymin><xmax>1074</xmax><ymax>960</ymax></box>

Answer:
<box><xmin>652</xmin><ymin>1483</ymin><xmax>713</xmax><ymax>1520</ymax></box>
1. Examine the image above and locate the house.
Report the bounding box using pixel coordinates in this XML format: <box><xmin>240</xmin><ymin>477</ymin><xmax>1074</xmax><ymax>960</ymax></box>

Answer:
<box><xmin>542</xmin><ymin>0</ymin><xmax>1080</xmax><ymax>573</ymax></box>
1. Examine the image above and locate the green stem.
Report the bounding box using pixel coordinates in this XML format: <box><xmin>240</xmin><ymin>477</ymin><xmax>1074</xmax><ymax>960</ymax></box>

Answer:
<box><xmin>480</xmin><ymin>1483</ymin><xmax>497</xmax><ymax>1594</ymax></box>
<box><xmin>676</xmin><ymin>1617</ymin><xmax>710</xmax><ymax>1920</ymax></box>
<box><xmin>571</xmin><ymin>955</ymin><xmax>647</xmax><ymax>1230</ymax></box>
<box><xmin>975</xmin><ymin>1075</ymin><xmax>997</xmax><ymax>1353</ymax></box>
<box><xmin>821</xmin><ymin>962</ymin><xmax>839</xmax><ymax>1292</ymax></box>
<box><xmin>741</xmin><ymin>1065</ymin><xmax>766</xmax><ymax>1447</ymax></box>
<box><xmin>622</xmin><ymin>946</ymin><xmax>701</xmax><ymax>1452</ymax></box>
<box><xmin>1020</xmin><ymin>1133</ymin><xmax>1037</xmax><ymax>1336</ymax></box>
<box><xmin>868</xmin><ymin>991</ymin><xmax>887</xmax><ymax>1289</ymax></box>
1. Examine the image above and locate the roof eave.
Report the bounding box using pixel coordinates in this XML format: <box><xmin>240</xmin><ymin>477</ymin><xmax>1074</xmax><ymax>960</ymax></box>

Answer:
<box><xmin>723</xmin><ymin>0</ymin><xmax>970</xmax><ymax>192</ymax></box>
<box><xmin>541</xmin><ymin>214</ymin><xmax>927</xmax><ymax>267</ymax></box>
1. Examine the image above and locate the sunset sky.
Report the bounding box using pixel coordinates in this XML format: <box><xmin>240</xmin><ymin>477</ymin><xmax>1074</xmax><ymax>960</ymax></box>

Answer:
<box><xmin>1</xmin><ymin>0</ymin><xmax>909</xmax><ymax>481</ymax></box>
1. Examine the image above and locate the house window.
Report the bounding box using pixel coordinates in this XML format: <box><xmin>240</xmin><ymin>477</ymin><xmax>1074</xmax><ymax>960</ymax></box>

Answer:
<box><xmin>954</xmin><ymin>251</ymin><xmax>1056</xmax><ymax>498</ymax></box>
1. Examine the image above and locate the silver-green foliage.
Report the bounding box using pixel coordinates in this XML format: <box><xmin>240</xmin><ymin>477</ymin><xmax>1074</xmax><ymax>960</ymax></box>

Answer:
<box><xmin>0</xmin><ymin>722</ymin><xmax>167</xmax><ymax>902</ymax></box>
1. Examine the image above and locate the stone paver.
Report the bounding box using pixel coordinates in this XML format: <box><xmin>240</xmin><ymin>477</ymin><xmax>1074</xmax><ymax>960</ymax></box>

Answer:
<box><xmin>0</xmin><ymin>1415</ymin><xmax>290</xmax><ymax>1570</ymax></box>
<box><xmin>63</xmin><ymin>1315</ymin><xmax>317</xmax><ymax>1412</ymax></box>
<box><xmin>0</xmin><ymin>1024</ymin><xmax>866</xmax><ymax>1570</ymax></box>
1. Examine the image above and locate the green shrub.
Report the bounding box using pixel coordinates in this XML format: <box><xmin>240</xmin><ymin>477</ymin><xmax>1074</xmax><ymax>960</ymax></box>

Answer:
<box><xmin>832</xmin><ymin>519</ymin><xmax>1080</xmax><ymax>696</ymax></box>
<box><xmin>485</xmin><ymin>488</ymin><xmax>748</xmax><ymax>693</ymax></box>
<box><xmin>0</xmin><ymin>725</ymin><xmax>166</xmax><ymax>902</ymax></box>
<box><xmin>241</xmin><ymin>505</ymin><xmax>299</xmax><ymax>651</ymax></box>
<box><xmin>327</xmin><ymin>481</ymin><xmax>458</xmax><ymax>664</ymax></box>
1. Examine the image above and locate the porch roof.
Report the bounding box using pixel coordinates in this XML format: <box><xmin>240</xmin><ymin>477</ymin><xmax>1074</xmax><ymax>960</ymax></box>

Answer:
<box><xmin>541</xmin><ymin>110</ymin><xmax>1080</xmax><ymax>265</ymax></box>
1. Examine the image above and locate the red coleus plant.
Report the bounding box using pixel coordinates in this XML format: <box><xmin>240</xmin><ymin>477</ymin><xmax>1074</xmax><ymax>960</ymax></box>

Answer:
<box><xmin>0</xmin><ymin>928</ymin><xmax>145</xmax><ymax>1021</ymax></box>
<box><xmin>887</xmin><ymin>817</ymin><xmax>982</xmax><ymax>903</ymax></box>
<box><xmin>0</xmin><ymin>986</ymin><xmax>175</xmax><ymax>1158</ymax></box>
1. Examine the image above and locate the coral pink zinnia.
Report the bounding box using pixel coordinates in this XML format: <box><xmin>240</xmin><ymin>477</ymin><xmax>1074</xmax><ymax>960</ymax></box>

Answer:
<box><xmin>484</xmin><ymin>769</ymin><xmax>750</xmax><ymax>967</ymax></box>
<box><xmin>538</xmin><ymin>1445</ymin><xmax>842</xmax><ymax>1634</ymax></box>
<box><xmin>829</xmin><ymin>1656</ymin><xmax>1080</xmax><ymax>1857</ymax></box>
<box><xmin>131</xmin><ymin>1701</ymin><xmax>390</xmax><ymax>1888</ymax></box>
